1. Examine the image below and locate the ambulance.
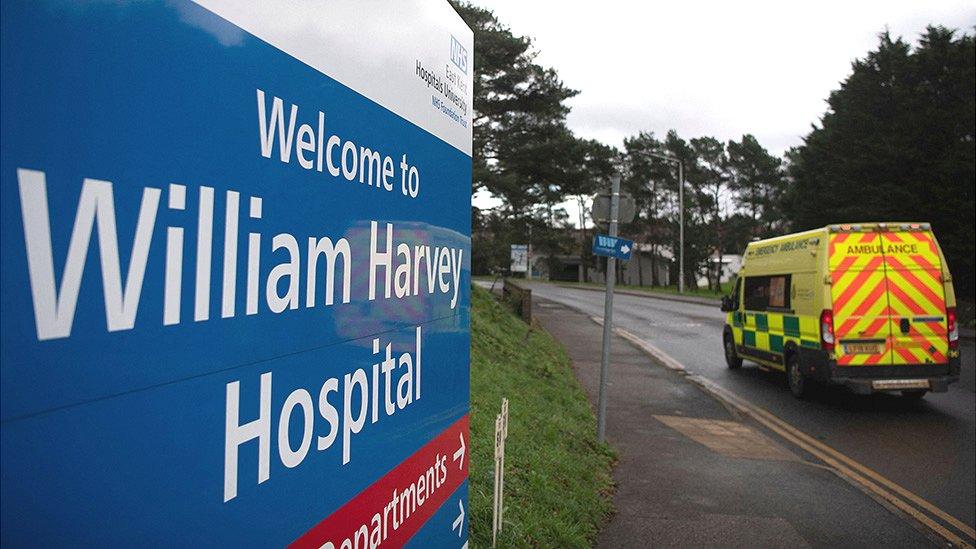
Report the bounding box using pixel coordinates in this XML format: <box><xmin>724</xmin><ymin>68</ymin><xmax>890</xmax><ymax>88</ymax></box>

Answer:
<box><xmin>721</xmin><ymin>223</ymin><xmax>961</xmax><ymax>398</ymax></box>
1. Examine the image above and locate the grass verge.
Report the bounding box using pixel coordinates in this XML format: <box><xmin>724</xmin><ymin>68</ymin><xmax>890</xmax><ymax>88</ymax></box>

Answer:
<box><xmin>469</xmin><ymin>285</ymin><xmax>616</xmax><ymax>547</ymax></box>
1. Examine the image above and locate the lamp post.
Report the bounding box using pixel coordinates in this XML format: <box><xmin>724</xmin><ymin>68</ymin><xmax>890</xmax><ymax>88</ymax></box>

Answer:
<box><xmin>648</xmin><ymin>152</ymin><xmax>685</xmax><ymax>293</ymax></box>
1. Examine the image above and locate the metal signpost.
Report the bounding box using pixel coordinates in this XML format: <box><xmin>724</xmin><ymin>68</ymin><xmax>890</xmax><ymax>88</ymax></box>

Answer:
<box><xmin>591</xmin><ymin>174</ymin><xmax>623</xmax><ymax>442</ymax></box>
<box><xmin>1</xmin><ymin>2</ymin><xmax>472</xmax><ymax>546</ymax></box>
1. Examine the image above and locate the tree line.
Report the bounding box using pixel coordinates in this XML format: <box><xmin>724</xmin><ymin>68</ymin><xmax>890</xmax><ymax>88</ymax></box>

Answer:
<box><xmin>454</xmin><ymin>2</ymin><xmax>975</xmax><ymax>299</ymax></box>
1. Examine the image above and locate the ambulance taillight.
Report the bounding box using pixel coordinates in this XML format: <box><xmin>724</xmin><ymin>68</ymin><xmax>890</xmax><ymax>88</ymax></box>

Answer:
<box><xmin>947</xmin><ymin>307</ymin><xmax>959</xmax><ymax>351</ymax></box>
<box><xmin>821</xmin><ymin>309</ymin><xmax>835</xmax><ymax>351</ymax></box>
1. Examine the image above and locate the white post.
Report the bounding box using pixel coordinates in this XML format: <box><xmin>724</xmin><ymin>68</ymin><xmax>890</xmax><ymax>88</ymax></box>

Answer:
<box><xmin>492</xmin><ymin>414</ymin><xmax>502</xmax><ymax>547</ymax></box>
<box><xmin>491</xmin><ymin>398</ymin><xmax>510</xmax><ymax>546</ymax></box>
<box><xmin>499</xmin><ymin>398</ymin><xmax>508</xmax><ymax>529</ymax></box>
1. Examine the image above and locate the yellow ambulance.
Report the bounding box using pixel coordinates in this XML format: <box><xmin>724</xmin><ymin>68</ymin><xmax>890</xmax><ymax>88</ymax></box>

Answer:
<box><xmin>721</xmin><ymin>223</ymin><xmax>961</xmax><ymax>398</ymax></box>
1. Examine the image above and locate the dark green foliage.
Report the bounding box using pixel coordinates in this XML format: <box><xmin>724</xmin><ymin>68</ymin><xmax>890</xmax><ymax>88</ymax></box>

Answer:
<box><xmin>453</xmin><ymin>1</ymin><xmax>615</xmax><ymax>275</ymax></box>
<box><xmin>457</xmin><ymin>0</ymin><xmax>973</xmax><ymax>297</ymax></box>
<box><xmin>621</xmin><ymin>130</ymin><xmax>785</xmax><ymax>289</ymax></box>
<box><xmin>563</xmin><ymin>139</ymin><xmax>619</xmax><ymax>280</ymax></box>
<box><xmin>727</xmin><ymin>134</ymin><xmax>786</xmax><ymax>237</ymax></box>
<box><xmin>451</xmin><ymin>0</ymin><xmax>578</xmax><ymax>200</ymax></box>
<box><xmin>786</xmin><ymin>27</ymin><xmax>975</xmax><ymax>297</ymax></box>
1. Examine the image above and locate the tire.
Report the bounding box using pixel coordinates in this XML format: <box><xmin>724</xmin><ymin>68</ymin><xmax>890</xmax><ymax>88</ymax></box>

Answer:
<box><xmin>724</xmin><ymin>334</ymin><xmax>742</xmax><ymax>369</ymax></box>
<box><xmin>786</xmin><ymin>353</ymin><xmax>808</xmax><ymax>398</ymax></box>
<box><xmin>900</xmin><ymin>390</ymin><xmax>927</xmax><ymax>400</ymax></box>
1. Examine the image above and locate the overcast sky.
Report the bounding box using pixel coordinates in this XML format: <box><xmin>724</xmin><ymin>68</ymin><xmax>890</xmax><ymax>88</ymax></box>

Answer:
<box><xmin>473</xmin><ymin>0</ymin><xmax>975</xmax><ymax>156</ymax></box>
<box><xmin>470</xmin><ymin>1</ymin><xmax>974</xmax><ymax>221</ymax></box>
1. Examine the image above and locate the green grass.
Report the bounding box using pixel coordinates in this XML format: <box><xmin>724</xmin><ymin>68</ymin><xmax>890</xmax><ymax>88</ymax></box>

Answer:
<box><xmin>469</xmin><ymin>285</ymin><xmax>616</xmax><ymax>547</ymax></box>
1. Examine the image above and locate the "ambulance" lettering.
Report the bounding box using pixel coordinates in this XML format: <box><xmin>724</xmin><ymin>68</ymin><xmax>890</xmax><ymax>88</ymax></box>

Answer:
<box><xmin>846</xmin><ymin>243</ymin><xmax>919</xmax><ymax>255</ymax></box>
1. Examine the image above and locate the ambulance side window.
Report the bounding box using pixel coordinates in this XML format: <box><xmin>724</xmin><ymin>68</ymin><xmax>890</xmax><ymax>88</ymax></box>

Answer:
<box><xmin>744</xmin><ymin>275</ymin><xmax>792</xmax><ymax>311</ymax></box>
<box><xmin>744</xmin><ymin>277</ymin><xmax>769</xmax><ymax>311</ymax></box>
<box><xmin>768</xmin><ymin>275</ymin><xmax>791</xmax><ymax>309</ymax></box>
<box><xmin>731</xmin><ymin>277</ymin><xmax>741</xmax><ymax>309</ymax></box>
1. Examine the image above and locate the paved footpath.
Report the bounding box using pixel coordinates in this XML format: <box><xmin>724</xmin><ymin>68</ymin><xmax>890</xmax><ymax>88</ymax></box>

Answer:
<box><xmin>533</xmin><ymin>297</ymin><xmax>935</xmax><ymax>548</ymax></box>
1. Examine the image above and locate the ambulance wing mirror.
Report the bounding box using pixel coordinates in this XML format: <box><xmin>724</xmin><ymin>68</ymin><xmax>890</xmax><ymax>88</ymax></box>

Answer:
<box><xmin>720</xmin><ymin>295</ymin><xmax>734</xmax><ymax>312</ymax></box>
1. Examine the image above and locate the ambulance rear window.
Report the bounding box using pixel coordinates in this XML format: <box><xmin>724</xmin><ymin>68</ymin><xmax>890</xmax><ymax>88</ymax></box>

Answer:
<box><xmin>744</xmin><ymin>275</ymin><xmax>791</xmax><ymax>311</ymax></box>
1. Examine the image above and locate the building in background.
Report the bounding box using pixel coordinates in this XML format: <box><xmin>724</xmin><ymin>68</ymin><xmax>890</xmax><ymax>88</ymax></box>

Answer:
<box><xmin>697</xmin><ymin>252</ymin><xmax>743</xmax><ymax>288</ymax></box>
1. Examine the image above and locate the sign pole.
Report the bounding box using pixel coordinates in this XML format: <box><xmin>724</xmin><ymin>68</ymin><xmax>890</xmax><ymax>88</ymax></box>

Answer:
<box><xmin>597</xmin><ymin>174</ymin><xmax>620</xmax><ymax>442</ymax></box>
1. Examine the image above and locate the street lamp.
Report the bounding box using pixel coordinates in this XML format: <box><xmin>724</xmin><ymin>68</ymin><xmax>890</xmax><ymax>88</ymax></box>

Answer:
<box><xmin>648</xmin><ymin>152</ymin><xmax>685</xmax><ymax>294</ymax></box>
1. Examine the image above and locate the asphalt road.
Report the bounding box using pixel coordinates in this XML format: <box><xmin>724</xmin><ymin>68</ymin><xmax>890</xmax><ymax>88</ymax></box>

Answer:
<box><xmin>522</xmin><ymin>282</ymin><xmax>976</xmax><ymax>534</ymax></box>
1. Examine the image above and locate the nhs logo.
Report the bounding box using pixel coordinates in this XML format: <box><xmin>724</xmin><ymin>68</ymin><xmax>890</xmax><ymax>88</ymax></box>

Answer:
<box><xmin>450</xmin><ymin>35</ymin><xmax>468</xmax><ymax>74</ymax></box>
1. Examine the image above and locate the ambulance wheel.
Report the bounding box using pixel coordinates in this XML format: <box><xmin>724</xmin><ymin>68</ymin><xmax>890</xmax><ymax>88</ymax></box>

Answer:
<box><xmin>900</xmin><ymin>390</ymin><xmax>927</xmax><ymax>400</ymax></box>
<box><xmin>786</xmin><ymin>354</ymin><xmax>808</xmax><ymax>398</ymax></box>
<box><xmin>724</xmin><ymin>334</ymin><xmax>742</xmax><ymax>369</ymax></box>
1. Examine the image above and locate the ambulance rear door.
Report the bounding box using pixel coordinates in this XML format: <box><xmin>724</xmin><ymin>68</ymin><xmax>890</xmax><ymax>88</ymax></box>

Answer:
<box><xmin>878</xmin><ymin>225</ymin><xmax>949</xmax><ymax>365</ymax></box>
<box><xmin>828</xmin><ymin>228</ymin><xmax>893</xmax><ymax>366</ymax></box>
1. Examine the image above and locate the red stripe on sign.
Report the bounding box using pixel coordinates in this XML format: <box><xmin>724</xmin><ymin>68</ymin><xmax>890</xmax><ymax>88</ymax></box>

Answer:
<box><xmin>884</xmin><ymin>232</ymin><xmax>903</xmax><ymax>243</ymax></box>
<box><xmin>290</xmin><ymin>416</ymin><xmax>469</xmax><ymax>549</ymax></box>
<box><xmin>859</xmin><ymin>232</ymin><xmax>876</xmax><ymax>243</ymax></box>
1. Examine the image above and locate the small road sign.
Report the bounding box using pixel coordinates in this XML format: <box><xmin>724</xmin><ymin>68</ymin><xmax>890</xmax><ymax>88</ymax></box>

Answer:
<box><xmin>592</xmin><ymin>234</ymin><xmax>634</xmax><ymax>260</ymax></box>
<box><xmin>591</xmin><ymin>192</ymin><xmax>636</xmax><ymax>224</ymax></box>
<box><xmin>510</xmin><ymin>244</ymin><xmax>528</xmax><ymax>273</ymax></box>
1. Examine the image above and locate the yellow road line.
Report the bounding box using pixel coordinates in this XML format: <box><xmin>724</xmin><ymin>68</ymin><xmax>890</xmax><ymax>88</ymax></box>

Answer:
<box><xmin>716</xmin><ymin>384</ymin><xmax>976</xmax><ymax>541</ymax></box>
<box><xmin>609</xmin><ymin>324</ymin><xmax>976</xmax><ymax>548</ymax></box>
<box><xmin>699</xmin><ymin>380</ymin><xmax>974</xmax><ymax>548</ymax></box>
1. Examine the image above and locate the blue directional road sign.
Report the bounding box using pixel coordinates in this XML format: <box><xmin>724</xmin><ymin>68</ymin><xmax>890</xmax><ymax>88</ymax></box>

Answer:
<box><xmin>592</xmin><ymin>234</ymin><xmax>634</xmax><ymax>260</ymax></box>
<box><xmin>1</xmin><ymin>1</ymin><xmax>472</xmax><ymax>546</ymax></box>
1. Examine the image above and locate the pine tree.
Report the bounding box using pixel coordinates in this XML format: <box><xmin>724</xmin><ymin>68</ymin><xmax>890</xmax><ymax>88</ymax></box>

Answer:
<box><xmin>786</xmin><ymin>27</ymin><xmax>975</xmax><ymax>298</ymax></box>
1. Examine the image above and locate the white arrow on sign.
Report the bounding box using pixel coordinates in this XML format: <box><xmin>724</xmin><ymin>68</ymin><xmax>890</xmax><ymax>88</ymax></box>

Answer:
<box><xmin>453</xmin><ymin>432</ymin><xmax>466</xmax><ymax>469</ymax></box>
<box><xmin>620</xmin><ymin>245</ymin><xmax>630</xmax><ymax>255</ymax></box>
<box><xmin>453</xmin><ymin>499</ymin><xmax>465</xmax><ymax>537</ymax></box>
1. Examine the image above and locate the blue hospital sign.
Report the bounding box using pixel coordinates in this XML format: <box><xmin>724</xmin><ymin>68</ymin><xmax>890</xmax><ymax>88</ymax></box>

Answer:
<box><xmin>592</xmin><ymin>235</ymin><xmax>634</xmax><ymax>260</ymax></box>
<box><xmin>0</xmin><ymin>1</ymin><xmax>472</xmax><ymax>546</ymax></box>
